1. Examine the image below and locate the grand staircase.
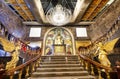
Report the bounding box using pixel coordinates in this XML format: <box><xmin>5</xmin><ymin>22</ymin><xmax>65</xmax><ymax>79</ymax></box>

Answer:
<box><xmin>29</xmin><ymin>55</ymin><xmax>96</xmax><ymax>79</ymax></box>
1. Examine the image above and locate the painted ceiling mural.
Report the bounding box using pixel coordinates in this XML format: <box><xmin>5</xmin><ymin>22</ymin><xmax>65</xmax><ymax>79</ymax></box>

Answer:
<box><xmin>45</xmin><ymin>28</ymin><xmax>72</xmax><ymax>55</ymax></box>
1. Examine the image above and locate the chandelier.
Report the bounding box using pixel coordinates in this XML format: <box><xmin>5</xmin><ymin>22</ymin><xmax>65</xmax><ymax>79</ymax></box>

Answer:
<box><xmin>46</xmin><ymin>4</ymin><xmax>72</xmax><ymax>26</ymax></box>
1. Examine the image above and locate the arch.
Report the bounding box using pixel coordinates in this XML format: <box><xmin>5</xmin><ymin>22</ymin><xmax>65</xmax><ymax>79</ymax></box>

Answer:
<box><xmin>42</xmin><ymin>27</ymin><xmax>76</xmax><ymax>55</ymax></box>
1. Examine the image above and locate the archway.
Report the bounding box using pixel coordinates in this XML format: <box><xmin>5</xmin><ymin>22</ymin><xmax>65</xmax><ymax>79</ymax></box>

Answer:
<box><xmin>42</xmin><ymin>27</ymin><xmax>76</xmax><ymax>55</ymax></box>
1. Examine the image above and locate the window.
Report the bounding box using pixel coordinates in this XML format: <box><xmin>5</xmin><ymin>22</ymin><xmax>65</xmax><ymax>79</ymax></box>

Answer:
<box><xmin>29</xmin><ymin>28</ymin><xmax>41</xmax><ymax>37</ymax></box>
<box><xmin>76</xmin><ymin>28</ymin><xmax>87</xmax><ymax>37</ymax></box>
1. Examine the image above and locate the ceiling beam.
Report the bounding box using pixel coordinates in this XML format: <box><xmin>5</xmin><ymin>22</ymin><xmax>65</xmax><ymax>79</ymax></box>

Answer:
<box><xmin>23</xmin><ymin>21</ymin><xmax>42</xmax><ymax>25</ymax></box>
<box><xmin>23</xmin><ymin>21</ymin><xmax>95</xmax><ymax>26</ymax></box>
<box><xmin>70</xmin><ymin>0</ymin><xmax>92</xmax><ymax>23</ymax></box>
<box><xmin>8</xmin><ymin>0</ymin><xmax>28</xmax><ymax>21</ymax></box>
<box><xmin>15</xmin><ymin>0</ymin><xmax>32</xmax><ymax>21</ymax></box>
<box><xmin>24</xmin><ymin>0</ymin><xmax>47</xmax><ymax>23</ymax></box>
<box><xmin>75</xmin><ymin>21</ymin><xmax>95</xmax><ymax>25</ymax></box>
<box><xmin>88</xmin><ymin>0</ymin><xmax>109</xmax><ymax>20</ymax></box>
<box><xmin>75</xmin><ymin>0</ymin><xmax>93</xmax><ymax>23</ymax></box>
<box><xmin>84</xmin><ymin>0</ymin><xmax>103</xmax><ymax>21</ymax></box>
<box><xmin>33</xmin><ymin>0</ymin><xmax>48</xmax><ymax>23</ymax></box>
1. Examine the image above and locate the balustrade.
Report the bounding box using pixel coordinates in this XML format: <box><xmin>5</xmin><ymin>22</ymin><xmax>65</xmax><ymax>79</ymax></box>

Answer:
<box><xmin>79</xmin><ymin>54</ymin><xmax>112</xmax><ymax>79</ymax></box>
<box><xmin>1</xmin><ymin>54</ymin><xmax>41</xmax><ymax>79</ymax></box>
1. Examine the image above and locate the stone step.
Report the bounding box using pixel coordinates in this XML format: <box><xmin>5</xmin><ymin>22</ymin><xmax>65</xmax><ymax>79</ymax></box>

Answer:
<box><xmin>29</xmin><ymin>75</ymin><xmax>96</xmax><ymax>79</ymax></box>
<box><xmin>41</xmin><ymin>57</ymin><xmax>78</xmax><ymax>59</ymax></box>
<box><xmin>29</xmin><ymin>55</ymin><xmax>96</xmax><ymax>79</ymax></box>
<box><xmin>41</xmin><ymin>58</ymin><xmax>78</xmax><ymax>61</ymax></box>
<box><xmin>40</xmin><ymin>61</ymin><xmax>80</xmax><ymax>64</ymax></box>
<box><xmin>41</xmin><ymin>56</ymin><xmax>78</xmax><ymax>59</ymax></box>
<box><xmin>31</xmin><ymin>71</ymin><xmax>89</xmax><ymax>77</ymax></box>
<box><xmin>39</xmin><ymin>64</ymin><xmax>81</xmax><ymax>68</ymax></box>
<box><xmin>36</xmin><ymin>67</ymin><xmax>84</xmax><ymax>72</ymax></box>
<box><xmin>41</xmin><ymin>59</ymin><xmax>79</xmax><ymax>61</ymax></box>
<box><xmin>41</xmin><ymin>60</ymin><xmax>80</xmax><ymax>63</ymax></box>
<box><xmin>41</xmin><ymin>55</ymin><xmax>78</xmax><ymax>57</ymax></box>
<box><xmin>41</xmin><ymin>60</ymin><xmax>79</xmax><ymax>63</ymax></box>
<box><xmin>41</xmin><ymin>56</ymin><xmax>78</xmax><ymax>58</ymax></box>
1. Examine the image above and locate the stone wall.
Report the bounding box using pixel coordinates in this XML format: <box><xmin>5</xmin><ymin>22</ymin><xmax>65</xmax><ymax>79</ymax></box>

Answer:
<box><xmin>24</xmin><ymin>26</ymin><xmax>52</xmax><ymax>41</ymax></box>
<box><xmin>88</xmin><ymin>0</ymin><xmax>120</xmax><ymax>42</ymax></box>
<box><xmin>110</xmin><ymin>22</ymin><xmax>120</xmax><ymax>40</ymax></box>
<box><xmin>0</xmin><ymin>0</ymin><xmax>27</xmax><ymax>39</ymax></box>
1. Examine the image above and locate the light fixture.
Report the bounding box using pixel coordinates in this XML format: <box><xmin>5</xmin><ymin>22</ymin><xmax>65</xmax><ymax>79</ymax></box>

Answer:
<box><xmin>46</xmin><ymin>4</ymin><xmax>72</xmax><ymax>26</ymax></box>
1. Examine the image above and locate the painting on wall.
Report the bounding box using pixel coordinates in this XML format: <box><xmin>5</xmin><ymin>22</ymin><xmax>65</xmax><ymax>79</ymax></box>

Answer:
<box><xmin>45</xmin><ymin>28</ymin><xmax>73</xmax><ymax>55</ymax></box>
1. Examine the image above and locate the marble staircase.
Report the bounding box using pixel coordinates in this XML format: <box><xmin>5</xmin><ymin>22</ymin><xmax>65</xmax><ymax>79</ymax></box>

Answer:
<box><xmin>29</xmin><ymin>55</ymin><xmax>96</xmax><ymax>79</ymax></box>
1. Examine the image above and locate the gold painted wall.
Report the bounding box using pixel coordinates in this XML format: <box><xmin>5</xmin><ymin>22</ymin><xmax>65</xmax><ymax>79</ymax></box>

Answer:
<box><xmin>76</xmin><ymin>41</ymin><xmax>91</xmax><ymax>51</ymax></box>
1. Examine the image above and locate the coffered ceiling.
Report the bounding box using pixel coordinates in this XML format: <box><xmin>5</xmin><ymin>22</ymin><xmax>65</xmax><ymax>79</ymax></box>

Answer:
<box><xmin>7</xmin><ymin>0</ymin><xmax>35</xmax><ymax>21</ymax></box>
<box><xmin>5</xmin><ymin>0</ymin><xmax>115</xmax><ymax>26</ymax></box>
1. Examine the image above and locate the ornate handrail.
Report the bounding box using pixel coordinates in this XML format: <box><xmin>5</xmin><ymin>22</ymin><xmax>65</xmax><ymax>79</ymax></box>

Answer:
<box><xmin>79</xmin><ymin>54</ymin><xmax>112</xmax><ymax>79</ymax></box>
<box><xmin>79</xmin><ymin>54</ymin><xmax>111</xmax><ymax>70</ymax></box>
<box><xmin>2</xmin><ymin>53</ymin><xmax>41</xmax><ymax>79</ymax></box>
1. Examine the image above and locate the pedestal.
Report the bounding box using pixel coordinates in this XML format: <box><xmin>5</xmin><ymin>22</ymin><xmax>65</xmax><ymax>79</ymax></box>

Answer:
<box><xmin>53</xmin><ymin>44</ymin><xmax>66</xmax><ymax>55</ymax></box>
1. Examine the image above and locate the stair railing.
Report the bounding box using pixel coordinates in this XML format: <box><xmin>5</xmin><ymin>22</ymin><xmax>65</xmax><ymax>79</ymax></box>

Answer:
<box><xmin>1</xmin><ymin>51</ymin><xmax>41</xmax><ymax>79</ymax></box>
<box><xmin>79</xmin><ymin>54</ymin><xmax>112</xmax><ymax>79</ymax></box>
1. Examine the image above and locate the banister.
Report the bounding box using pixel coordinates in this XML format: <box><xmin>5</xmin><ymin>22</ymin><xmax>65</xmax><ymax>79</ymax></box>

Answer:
<box><xmin>5</xmin><ymin>54</ymin><xmax>41</xmax><ymax>75</ymax></box>
<box><xmin>79</xmin><ymin>54</ymin><xmax>111</xmax><ymax>71</ymax></box>
<box><xmin>79</xmin><ymin>54</ymin><xmax>112</xmax><ymax>79</ymax></box>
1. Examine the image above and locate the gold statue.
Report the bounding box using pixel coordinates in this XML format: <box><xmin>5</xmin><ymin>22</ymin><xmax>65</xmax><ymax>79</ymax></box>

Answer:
<box><xmin>98</xmin><ymin>45</ymin><xmax>111</xmax><ymax>67</ymax></box>
<box><xmin>0</xmin><ymin>37</ymin><xmax>15</xmax><ymax>52</ymax></box>
<box><xmin>0</xmin><ymin>37</ymin><xmax>20</xmax><ymax>70</ymax></box>
<box><xmin>95</xmin><ymin>38</ymin><xmax>119</xmax><ymax>67</ymax></box>
<box><xmin>6</xmin><ymin>43</ymin><xmax>20</xmax><ymax>70</ymax></box>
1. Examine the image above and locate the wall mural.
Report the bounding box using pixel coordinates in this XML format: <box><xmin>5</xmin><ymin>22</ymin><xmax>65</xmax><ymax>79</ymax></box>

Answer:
<box><xmin>45</xmin><ymin>28</ymin><xmax>72</xmax><ymax>55</ymax></box>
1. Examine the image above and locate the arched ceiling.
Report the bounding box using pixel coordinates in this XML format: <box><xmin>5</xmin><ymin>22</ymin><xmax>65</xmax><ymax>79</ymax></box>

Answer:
<box><xmin>5</xmin><ymin>0</ymin><xmax>115</xmax><ymax>26</ymax></box>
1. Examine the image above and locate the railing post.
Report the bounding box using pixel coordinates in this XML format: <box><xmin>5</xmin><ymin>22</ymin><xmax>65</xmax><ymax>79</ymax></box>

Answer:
<box><xmin>36</xmin><ymin>60</ymin><xmax>39</xmax><ymax>67</ymax></box>
<box><xmin>97</xmin><ymin>68</ymin><xmax>102</xmax><ymax>79</ymax></box>
<box><xmin>105</xmin><ymin>70</ymin><xmax>110</xmax><ymax>79</ymax></box>
<box><xmin>85</xmin><ymin>62</ymin><xmax>88</xmax><ymax>70</ymax></box>
<box><xmin>34</xmin><ymin>61</ymin><xmax>37</xmax><ymax>71</ymax></box>
<box><xmin>65</xmin><ymin>56</ymin><xmax>68</xmax><ymax>63</ymax></box>
<box><xmin>81</xmin><ymin>59</ymin><xmax>84</xmax><ymax>66</ymax></box>
<box><xmin>83</xmin><ymin>61</ymin><xmax>86</xmax><ymax>69</ymax></box>
<box><xmin>32</xmin><ymin>62</ymin><xmax>35</xmax><ymax>72</ymax></box>
<box><xmin>78</xmin><ymin>57</ymin><xmax>81</xmax><ymax>63</ymax></box>
<box><xmin>25</xmin><ymin>66</ymin><xmax>30</xmax><ymax>78</ymax></box>
<box><xmin>18</xmin><ymin>69</ymin><xmax>23</xmax><ymax>79</ymax></box>
<box><xmin>91</xmin><ymin>64</ymin><xmax>95</xmax><ymax>75</ymax></box>
<box><xmin>10</xmin><ymin>75</ymin><xmax>13</xmax><ymax>79</ymax></box>
<box><xmin>38</xmin><ymin>58</ymin><xmax>41</xmax><ymax>67</ymax></box>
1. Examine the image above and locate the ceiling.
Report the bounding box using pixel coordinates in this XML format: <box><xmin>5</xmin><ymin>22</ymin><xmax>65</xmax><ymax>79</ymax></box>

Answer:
<box><xmin>5</xmin><ymin>0</ymin><xmax>115</xmax><ymax>26</ymax></box>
